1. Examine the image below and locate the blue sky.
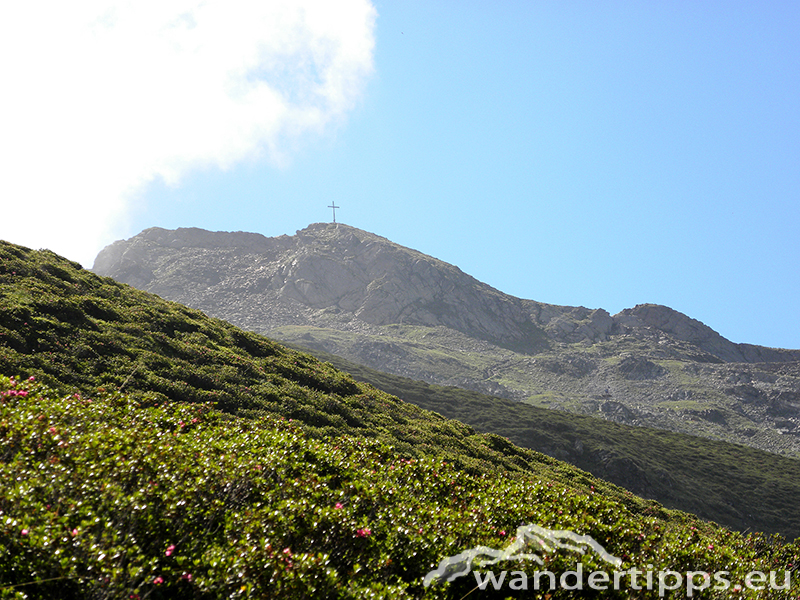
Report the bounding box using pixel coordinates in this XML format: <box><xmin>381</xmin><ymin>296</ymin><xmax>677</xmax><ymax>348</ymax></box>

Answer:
<box><xmin>2</xmin><ymin>1</ymin><xmax>799</xmax><ymax>349</ymax></box>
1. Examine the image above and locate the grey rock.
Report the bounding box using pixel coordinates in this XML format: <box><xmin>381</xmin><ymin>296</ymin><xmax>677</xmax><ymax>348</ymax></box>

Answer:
<box><xmin>95</xmin><ymin>223</ymin><xmax>550</xmax><ymax>354</ymax></box>
<box><xmin>617</xmin><ymin>355</ymin><xmax>668</xmax><ymax>380</ymax></box>
<box><xmin>615</xmin><ymin>303</ymin><xmax>799</xmax><ymax>363</ymax></box>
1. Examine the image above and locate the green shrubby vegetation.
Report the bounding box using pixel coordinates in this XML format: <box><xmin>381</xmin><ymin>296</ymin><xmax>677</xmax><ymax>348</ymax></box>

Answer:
<box><xmin>1</xmin><ymin>241</ymin><xmax>799</xmax><ymax>598</ymax></box>
<box><xmin>2</xmin><ymin>375</ymin><xmax>798</xmax><ymax>599</ymax></box>
<box><xmin>295</xmin><ymin>347</ymin><xmax>800</xmax><ymax>541</ymax></box>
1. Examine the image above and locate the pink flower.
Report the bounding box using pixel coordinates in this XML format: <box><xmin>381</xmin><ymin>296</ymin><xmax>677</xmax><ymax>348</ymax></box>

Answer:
<box><xmin>356</xmin><ymin>528</ymin><xmax>371</xmax><ymax>538</ymax></box>
<box><xmin>153</xmin><ymin>576</ymin><xmax>164</xmax><ymax>585</ymax></box>
<box><xmin>20</xmin><ymin>529</ymin><xmax>28</xmax><ymax>536</ymax></box>
<box><xmin>165</xmin><ymin>544</ymin><xmax>175</xmax><ymax>556</ymax></box>
<box><xmin>334</xmin><ymin>502</ymin><xmax>344</xmax><ymax>510</ymax></box>
<box><xmin>71</xmin><ymin>528</ymin><xmax>79</xmax><ymax>537</ymax></box>
<box><xmin>28</xmin><ymin>376</ymin><xmax>35</xmax><ymax>382</ymax></box>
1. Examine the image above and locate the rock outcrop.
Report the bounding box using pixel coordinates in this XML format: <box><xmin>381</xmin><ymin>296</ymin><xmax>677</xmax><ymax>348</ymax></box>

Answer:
<box><xmin>615</xmin><ymin>304</ymin><xmax>799</xmax><ymax>363</ymax></box>
<box><xmin>95</xmin><ymin>224</ymin><xmax>550</xmax><ymax>354</ymax></box>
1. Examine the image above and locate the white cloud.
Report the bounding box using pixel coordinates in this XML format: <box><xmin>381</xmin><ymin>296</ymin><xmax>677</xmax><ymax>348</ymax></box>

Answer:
<box><xmin>0</xmin><ymin>0</ymin><xmax>376</xmax><ymax>266</ymax></box>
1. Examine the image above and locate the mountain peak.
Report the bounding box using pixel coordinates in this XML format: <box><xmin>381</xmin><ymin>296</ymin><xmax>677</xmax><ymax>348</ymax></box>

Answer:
<box><xmin>92</xmin><ymin>224</ymin><xmax>800</xmax><ymax>457</ymax></box>
<box><xmin>616</xmin><ymin>303</ymin><xmax>793</xmax><ymax>362</ymax></box>
<box><xmin>94</xmin><ymin>225</ymin><xmax>800</xmax><ymax>361</ymax></box>
<box><xmin>93</xmin><ymin>224</ymin><xmax>548</xmax><ymax>353</ymax></box>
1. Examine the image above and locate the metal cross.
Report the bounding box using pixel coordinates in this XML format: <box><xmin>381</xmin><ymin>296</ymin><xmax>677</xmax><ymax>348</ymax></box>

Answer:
<box><xmin>328</xmin><ymin>202</ymin><xmax>340</xmax><ymax>223</ymax></box>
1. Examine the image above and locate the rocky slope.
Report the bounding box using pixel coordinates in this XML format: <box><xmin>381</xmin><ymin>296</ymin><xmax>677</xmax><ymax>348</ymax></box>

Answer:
<box><xmin>93</xmin><ymin>223</ymin><xmax>800</xmax><ymax>457</ymax></box>
<box><xmin>93</xmin><ymin>224</ymin><xmax>548</xmax><ymax>353</ymax></box>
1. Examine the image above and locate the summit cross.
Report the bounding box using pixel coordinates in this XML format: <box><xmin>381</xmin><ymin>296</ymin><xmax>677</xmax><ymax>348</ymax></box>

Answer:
<box><xmin>328</xmin><ymin>202</ymin><xmax>340</xmax><ymax>223</ymax></box>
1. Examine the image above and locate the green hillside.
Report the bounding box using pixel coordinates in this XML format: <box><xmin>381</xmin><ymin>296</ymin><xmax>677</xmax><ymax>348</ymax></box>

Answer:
<box><xmin>287</xmin><ymin>345</ymin><xmax>800</xmax><ymax>540</ymax></box>
<box><xmin>1</xmin><ymin>240</ymin><xmax>798</xmax><ymax>598</ymax></box>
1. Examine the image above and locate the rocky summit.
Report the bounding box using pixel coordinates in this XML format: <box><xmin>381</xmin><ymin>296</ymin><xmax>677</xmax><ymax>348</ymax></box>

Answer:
<box><xmin>93</xmin><ymin>224</ymin><xmax>548</xmax><ymax>353</ymax></box>
<box><xmin>94</xmin><ymin>223</ymin><xmax>800</xmax><ymax>457</ymax></box>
